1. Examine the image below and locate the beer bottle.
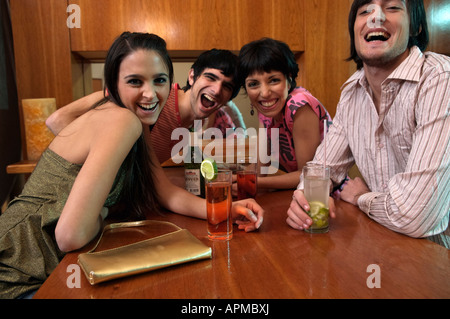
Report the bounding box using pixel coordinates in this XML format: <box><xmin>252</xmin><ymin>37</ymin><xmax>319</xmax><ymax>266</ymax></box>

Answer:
<box><xmin>184</xmin><ymin>130</ymin><xmax>205</xmax><ymax>198</ymax></box>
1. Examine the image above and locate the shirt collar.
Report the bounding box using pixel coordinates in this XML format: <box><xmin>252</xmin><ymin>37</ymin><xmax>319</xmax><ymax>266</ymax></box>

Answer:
<box><xmin>387</xmin><ymin>46</ymin><xmax>423</xmax><ymax>82</ymax></box>
<box><xmin>341</xmin><ymin>46</ymin><xmax>424</xmax><ymax>90</ymax></box>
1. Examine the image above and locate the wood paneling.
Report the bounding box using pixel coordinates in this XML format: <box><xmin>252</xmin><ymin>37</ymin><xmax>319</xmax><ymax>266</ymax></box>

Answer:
<box><xmin>12</xmin><ymin>0</ymin><xmax>446</xmax><ymax>128</ymax></box>
<box><xmin>424</xmin><ymin>0</ymin><xmax>450</xmax><ymax>55</ymax></box>
<box><xmin>10</xmin><ymin>0</ymin><xmax>74</xmax><ymax>166</ymax></box>
<box><xmin>69</xmin><ymin>0</ymin><xmax>305</xmax><ymax>59</ymax></box>
<box><xmin>10</xmin><ymin>0</ymin><xmax>73</xmax><ymax>107</ymax></box>
<box><xmin>301</xmin><ymin>0</ymin><xmax>355</xmax><ymax>118</ymax></box>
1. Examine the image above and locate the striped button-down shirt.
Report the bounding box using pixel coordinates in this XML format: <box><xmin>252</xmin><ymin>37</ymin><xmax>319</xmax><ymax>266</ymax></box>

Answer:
<box><xmin>305</xmin><ymin>47</ymin><xmax>449</xmax><ymax>244</ymax></box>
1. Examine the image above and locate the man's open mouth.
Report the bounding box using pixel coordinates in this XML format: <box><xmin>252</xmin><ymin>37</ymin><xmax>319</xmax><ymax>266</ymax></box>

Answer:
<box><xmin>365</xmin><ymin>31</ymin><xmax>391</xmax><ymax>42</ymax></box>
<box><xmin>201</xmin><ymin>94</ymin><xmax>217</xmax><ymax>109</ymax></box>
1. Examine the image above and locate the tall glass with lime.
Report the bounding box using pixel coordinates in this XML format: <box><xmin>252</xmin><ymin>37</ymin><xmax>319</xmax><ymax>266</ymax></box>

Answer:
<box><xmin>201</xmin><ymin>159</ymin><xmax>233</xmax><ymax>241</ymax></box>
<box><xmin>303</xmin><ymin>163</ymin><xmax>330</xmax><ymax>233</ymax></box>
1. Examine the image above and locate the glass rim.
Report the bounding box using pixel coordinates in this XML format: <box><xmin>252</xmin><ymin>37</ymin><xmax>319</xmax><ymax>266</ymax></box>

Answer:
<box><xmin>216</xmin><ymin>169</ymin><xmax>232</xmax><ymax>173</ymax></box>
<box><xmin>205</xmin><ymin>169</ymin><xmax>232</xmax><ymax>184</ymax></box>
<box><xmin>303</xmin><ymin>163</ymin><xmax>330</xmax><ymax>178</ymax></box>
<box><xmin>305</xmin><ymin>161</ymin><xmax>329</xmax><ymax>168</ymax></box>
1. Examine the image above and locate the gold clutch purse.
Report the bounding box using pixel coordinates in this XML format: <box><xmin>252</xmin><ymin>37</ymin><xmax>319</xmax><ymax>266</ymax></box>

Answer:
<box><xmin>77</xmin><ymin>220</ymin><xmax>212</xmax><ymax>285</ymax></box>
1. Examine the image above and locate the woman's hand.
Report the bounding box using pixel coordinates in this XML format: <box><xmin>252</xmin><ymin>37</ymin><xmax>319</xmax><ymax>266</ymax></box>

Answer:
<box><xmin>231</xmin><ymin>198</ymin><xmax>264</xmax><ymax>232</ymax></box>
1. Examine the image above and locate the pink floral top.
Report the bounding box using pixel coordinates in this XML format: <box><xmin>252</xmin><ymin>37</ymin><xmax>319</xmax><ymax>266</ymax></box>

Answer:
<box><xmin>259</xmin><ymin>87</ymin><xmax>332</xmax><ymax>173</ymax></box>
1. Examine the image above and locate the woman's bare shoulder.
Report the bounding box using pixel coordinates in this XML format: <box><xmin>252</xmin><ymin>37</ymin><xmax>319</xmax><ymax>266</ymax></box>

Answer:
<box><xmin>90</xmin><ymin>103</ymin><xmax>142</xmax><ymax>134</ymax></box>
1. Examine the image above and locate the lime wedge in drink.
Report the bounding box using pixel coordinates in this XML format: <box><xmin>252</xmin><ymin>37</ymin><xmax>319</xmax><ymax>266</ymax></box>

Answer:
<box><xmin>308</xmin><ymin>201</ymin><xmax>329</xmax><ymax>228</ymax></box>
<box><xmin>200</xmin><ymin>158</ymin><xmax>218</xmax><ymax>181</ymax></box>
<box><xmin>309</xmin><ymin>201</ymin><xmax>325</xmax><ymax>215</ymax></box>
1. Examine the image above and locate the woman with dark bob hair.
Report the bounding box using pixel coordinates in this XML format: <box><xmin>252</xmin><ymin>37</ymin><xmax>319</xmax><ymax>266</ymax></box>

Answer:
<box><xmin>238</xmin><ymin>37</ymin><xmax>333</xmax><ymax>191</ymax></box>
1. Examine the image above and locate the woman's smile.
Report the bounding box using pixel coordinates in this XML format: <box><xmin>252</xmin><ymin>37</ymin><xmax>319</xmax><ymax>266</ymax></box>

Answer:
<box><xmin>259</xmin><ymin>98</ymin><xmax>279</xmax><ymax>110</ymax></box>
<box><xmin>136</xmin><ymin>101</ymin><xmax>159</xmax><ymax>112</ymax></box>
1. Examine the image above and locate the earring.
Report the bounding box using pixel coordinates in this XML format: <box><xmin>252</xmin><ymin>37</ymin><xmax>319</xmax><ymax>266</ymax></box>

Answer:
<box><xmin>250</xmin><ymin>105</ymin><xmax>254</xmax><ymax>116</ymax></box>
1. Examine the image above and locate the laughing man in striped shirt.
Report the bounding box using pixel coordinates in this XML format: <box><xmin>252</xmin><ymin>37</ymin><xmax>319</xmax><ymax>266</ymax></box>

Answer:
<box><xmin>289</xmin><ymin>0</ymin><xmax>449</xmax><ymax>248</ymax></box>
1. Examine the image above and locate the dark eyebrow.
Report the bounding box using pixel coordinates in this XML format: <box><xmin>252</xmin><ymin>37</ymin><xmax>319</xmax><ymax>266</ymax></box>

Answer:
<box><xmin>203</xmin><ymin>72</ymin><xmax>220</xmax><ymax>80</ymax></box>
<box><xmin>204</xmin><ymin>72</ymin><xmax>235</xmax><ymax>88</ymax></box>
<box><xmin>124</xmin><ymin>74</ymin><xmax>142</xmax><ymax>79</ymax></box>
<box><xmin>124</xmin><ymin>73</ymin><xmax>169</xmax><ymax>79</ymax></box>
<box><xmin>154</xmin><ymin>73</ymin><xmax>170</xmax><ymax>79</ymax></box>
<box><xmin>268</xmin><ymin>72</ymin><xmax>283</xmax><ymax>79</ymax></box>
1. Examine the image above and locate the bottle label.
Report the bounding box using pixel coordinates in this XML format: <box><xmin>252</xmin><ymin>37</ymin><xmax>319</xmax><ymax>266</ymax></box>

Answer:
<box><xmin>185</xmin><ymin>169</ymin><xmax>201</xmax><ymax>195</ymax></box>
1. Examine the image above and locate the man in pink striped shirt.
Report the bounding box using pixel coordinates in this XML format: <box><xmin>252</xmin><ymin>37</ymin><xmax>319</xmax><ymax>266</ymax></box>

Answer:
<box><xmin>289</xmin><ymin>0</ymin><xmax>449</xmax><ymax>248</ymax></box>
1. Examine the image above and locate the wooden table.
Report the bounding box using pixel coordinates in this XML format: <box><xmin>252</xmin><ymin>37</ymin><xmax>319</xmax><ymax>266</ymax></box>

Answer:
<box><xmin>34</xmin><ymin>169</ymin><xmax>450</xmax><ymax>299</ymax></box>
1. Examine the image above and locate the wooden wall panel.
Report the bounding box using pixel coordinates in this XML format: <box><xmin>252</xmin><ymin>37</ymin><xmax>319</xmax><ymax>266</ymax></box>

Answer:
<box><xmin>10</xmin><ymin>0</ymin><xmax>74</xmax><ymax>162</ymax></box>
<box><xmin>301</xmin><ymin>0</ymin><xmax>355</xmax><ymax>118</ymax></box>
<box><xmin>232</xmin><ymin>0</ymin><xmax>304</xmax><ymax>52</ymax></box>
<box><xmin>10</xmin><ymin>0</ymin><xmax>73</xmax><ymax>107</ymax></box>
<box><xmin>424</xmin><ymin>0</ymin><xmax>450</xmax><ymax>55</ymax></box>
<box><xmin>68</xmin><ymin>0</ymin><xmax>305</xmax><ymax>58</ymax></box>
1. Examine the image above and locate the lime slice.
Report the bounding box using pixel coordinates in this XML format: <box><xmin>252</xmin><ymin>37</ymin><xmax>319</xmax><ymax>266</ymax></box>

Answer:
<box><xmin>200</xmin><ymin>158</ymin><xmax>218</xmax><ymax>181</ymax></box>
<box><xmin>308</xmin><ymin>201</ymin><xmax>329</xmax><ymax>228</ymax></box>
<box><xmin>308</xmin><ymin>201</ymin><xmax>326</xmax><ymax>216</ymax></box>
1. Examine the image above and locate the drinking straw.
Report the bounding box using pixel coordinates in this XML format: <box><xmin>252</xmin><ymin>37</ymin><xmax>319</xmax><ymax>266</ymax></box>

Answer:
<box><xmin>323</xmin><ymin>119</ymin><xmax>327</xmax><ymax>171</ymax></box>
